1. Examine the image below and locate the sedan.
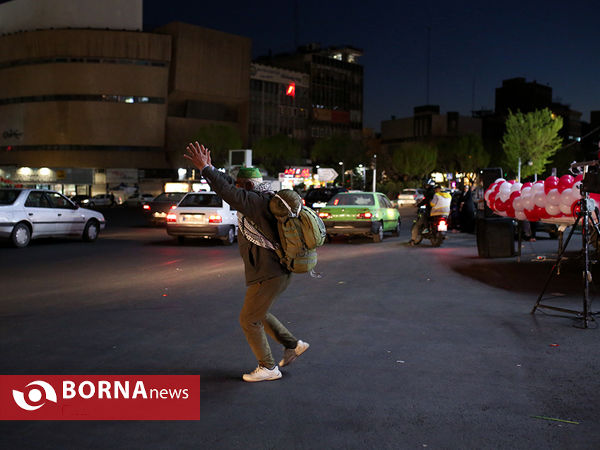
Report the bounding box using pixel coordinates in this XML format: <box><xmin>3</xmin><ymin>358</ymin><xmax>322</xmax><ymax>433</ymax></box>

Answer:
<box><xmin>318</xmin><ymin>191</ymin><xmax>401</xmax><ymax>243</ymax></box>
<box><xmin>303</xmin><ymin>186</ymin><xmax>348</xmax><ymax>211</ymax></box>
<box><xmin>397</xmin><ymin>188</ymin><xmax>424</xmax><ymax>206</ymax></box>
<box><xmin>142</xmin><ymin>192</ymin><xmax>187</xmax><ymax>225</ymax></box>
<box><xmin>123</xmin><ymin>193</ymin><xmax>155</xmax><ymax>207</ymax></box>
<box><xmin>0</xmin><ymin>188</ymin><xmax>106</xmax><ymax>248</ymax></box>
<box><xmin>166</xmin><ymin>192</ymin><xmax>237</xmax><ymax>245</ymax></box>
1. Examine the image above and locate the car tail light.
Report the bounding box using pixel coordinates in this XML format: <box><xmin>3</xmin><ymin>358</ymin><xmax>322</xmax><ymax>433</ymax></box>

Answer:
<box><xmin>166</xmin><ymin>213</ymin><xmax>177</xmax><ymax>223</ymax></box>
<box><xmin>302</xmin><ymin>198</ymin><xmax>306</xmax><ymax>205</ymax></box>
<box><xmin>170</xmin><ymin>204</ymin><xmax>177</xmax><ymax>210</ymax></box>
<box><xmin>356</xmin><ymin>211</ymin><xmax>373</xmax><ymax>219</ymax></box>
<box><xmin>437</xmin><ymin>217</ymin><xmax>448</xmax><ymax>232</ymax></box>
<box><xmin>143</xmin><ymin>204</ymin><xmax>150</xmax><ymax>210</ymax></box>
<box><xmin>319</xmin><ymin>212</ymin><xmax>331</xmax><ymax>219</ymax></box>
<box><xmin>209</xmin><ymin>215</ymin><xmax>222</xmax><ymax>223</ymax></box>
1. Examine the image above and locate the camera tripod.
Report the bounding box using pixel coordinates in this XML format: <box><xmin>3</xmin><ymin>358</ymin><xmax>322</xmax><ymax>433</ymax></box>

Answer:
<box><xmin>531</xmin><ymin>190</ymin><xmax>600</xmax><ymax>328</ymax></box>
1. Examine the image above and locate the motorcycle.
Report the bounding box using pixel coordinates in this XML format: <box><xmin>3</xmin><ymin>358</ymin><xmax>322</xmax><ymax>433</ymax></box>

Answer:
<box><xmin>411</xmin><ymin>205</ymin><xmax>448</xmax><ymax>247</ymax></box>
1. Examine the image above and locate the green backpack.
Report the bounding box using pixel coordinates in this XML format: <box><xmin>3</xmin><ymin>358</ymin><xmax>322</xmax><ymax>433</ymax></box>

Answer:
<box><xmin>269</xmin><ymin>189</ymin><xmax>326</xmax><ymax>274</ymax></box>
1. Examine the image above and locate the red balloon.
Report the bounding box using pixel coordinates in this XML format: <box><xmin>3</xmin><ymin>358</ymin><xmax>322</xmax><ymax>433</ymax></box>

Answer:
<box><xmin>488</xmin><ymin>191</ymin><xmax>498</xmax><ymax>208</ymax></box>
<box><xmin>507</xmin><ymin>180</ymin><xmax>515</xmax><ymax>184</ymax></box>
<box><xmin>506</xmin><ymin>206</ymin><xmax>516</xmax><ymax>218</ymax></box>
<box><xmin>524</xmin><ymin>208</ymin><xmax>538</xmax><ymax>222</ymax></box>
<box><xmin>544</xmin><ymin>176</ymin><xmax>560</xmax><ymax>194</ymax></box>
<box><xmin>574</xmin><ymin>174</ymin><xmax>584</xmax><ymax>183</ymax></box>
<box><xmin>522</xmin><ymin>182</ymin><xmax>533</xmax><ymax>189</ymax></box>
<box><xmin>558</xmin><ymin>174</ymin><xmax>575</xmax><ymax>193</ymax></box>
<box><xmin>534</xmin><ymin>205</ymin><xmax>549</xmax><ymax>219</ymax></box>
<box><xmin>495</xmin><ymin>197</ymin><xmax>507</xmax><ymax>212</ymax></box>
<box><xmin>509</xmin><ymin>191</ymin><xmax>520</xmax><ymax>201</ymax></box>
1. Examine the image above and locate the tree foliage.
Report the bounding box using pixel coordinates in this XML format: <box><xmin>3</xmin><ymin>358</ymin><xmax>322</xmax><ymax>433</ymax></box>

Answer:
<box><xmin>436</xmin><ymin>135</ymin><xmax>490</xmax><ymax>175</ymax></box>
<box><xmin>193</xmin><ymin>124</ymin><xmax>243</xmax><ymax>167</ymax></box>
<box><xmin>391</xmin><ymin>141</ymin><xmax>438</xmax><ymax>180</ymax></box>
<box><xmin>253</xmin><ymin>134</ymin><xmax>303</xmax><ymax>176</ymax></box>
<box><xmin>310</xmin><ymin>135</ymin><xmax>364</xmax><ymax>168</ymax></box>
<box><xmin>501</xmin><ymin>108</ymin><xmax>563</xmax><ymax>178</ymax></box>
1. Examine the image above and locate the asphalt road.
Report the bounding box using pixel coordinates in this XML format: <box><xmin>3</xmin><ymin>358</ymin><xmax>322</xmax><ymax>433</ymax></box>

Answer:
<box><xmin>1</xmin><ymin>206</ymin><xmax>600</xmax><ymax>449</ymax></box>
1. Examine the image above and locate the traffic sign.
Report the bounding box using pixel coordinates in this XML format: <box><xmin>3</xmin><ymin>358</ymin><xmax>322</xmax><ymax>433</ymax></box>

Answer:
<box><xmin>317</xmin><ymin>168</ymin><xmax>338</xmax><ymax>182</ymax></box>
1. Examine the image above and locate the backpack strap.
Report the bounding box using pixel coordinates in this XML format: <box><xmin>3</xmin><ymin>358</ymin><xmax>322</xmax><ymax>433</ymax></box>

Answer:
<box><xmin>274</xmin><ymin>193</ymin><xmax>302</xmax><ymax>217</ymax></box>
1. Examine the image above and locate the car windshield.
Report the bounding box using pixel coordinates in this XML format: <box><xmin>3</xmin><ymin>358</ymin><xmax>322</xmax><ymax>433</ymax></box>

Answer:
<box><xmin>327</xmin><ymin>193</ymin><xmax>374</xmax><ymax>206</ymax></box>
<box><xmin>0</xmin><ymin>189</ymin><xmax>20</xmax><ymax>205</ymax></box>
<box><xmin>179</xmin><ymin>193</ymin><xmax>223</xmax><ymax>207</ymax></box>
<box><xmin>305</xmin><ymin>188</ymin><xmax>338</xmax><ymax>203</ymax></box>
<box><xmin>154</xmin><ymin>192</ymin><xmax>186</xmax><ymax>202</ymax></box>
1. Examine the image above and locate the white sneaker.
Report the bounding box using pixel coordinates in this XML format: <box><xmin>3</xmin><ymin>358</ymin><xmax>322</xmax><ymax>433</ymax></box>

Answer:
<box><xmin>279</xmin><ymin>340</ymin><xmax>310</xmax><ymax>367</ymax></box>
<box><xmin>242</xmin><ymin>365</ymin><xmax>282</xmax><ymax>382</ymax></box>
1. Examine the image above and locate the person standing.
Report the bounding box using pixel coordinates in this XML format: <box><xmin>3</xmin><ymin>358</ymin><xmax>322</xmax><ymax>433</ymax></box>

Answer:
<box><xmin>184</xmin><ymin>142</ymin><xmax>309</xmax><ymax>382</ymax></box>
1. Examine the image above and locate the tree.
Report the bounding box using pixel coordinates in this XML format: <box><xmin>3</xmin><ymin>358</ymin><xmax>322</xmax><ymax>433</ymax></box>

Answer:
<box><xmin>502</xmin><ymin>108</ymin><xmax>563</xmax><ymax>178</ymax></box>
<box><xmin>310</xmin><ymin>135</ymin><xmax>364</xmax><ymax>168</ymax></box>
<box><xmin>253</xmin><ymin>134</ymin><xmax>303</xmax><ymax>176</ymax></box>
<box><xmin>193</xmin><ymin>124</ymin><xmax>243</xmax><ymax>167</ymax></box>
<box><xmin>391</xmin><ymin>141</ymin><xmax>437</xmax><ymax>181</ymax></box>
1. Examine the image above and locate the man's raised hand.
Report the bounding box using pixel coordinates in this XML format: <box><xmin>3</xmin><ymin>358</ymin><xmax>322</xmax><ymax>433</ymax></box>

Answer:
<box><xmin>184</xmin><ymin>141</ymin><xmax>211</xmax><ymax>170</ymax></box>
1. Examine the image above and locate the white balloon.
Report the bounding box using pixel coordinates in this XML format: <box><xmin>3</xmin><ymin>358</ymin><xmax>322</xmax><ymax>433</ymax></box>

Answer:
<box><xmin>546</xmin><ymin>188</ymin><xmax>561</xmax><ymax>206</ymax></box>
<box><xmin>532</xmin><ymin>183</ymin><xmax>545</xmax><ymax>195</ymax></box>
<box><xmin>520</xmin><ymin>186</ymin><xmax>532</xmax><ymax>198</ymax></box>
<box><xmin>499</xmin><ymin>189</ymin><xmax>511</xmax><ymax>202</ymax></box>
<box><xmin>546</xmin><ymin>204</ymin><xmax>560</xmax><ymax>216</ymax></box>
<box><xmin>515</xmin><ymin>210</ymin><xmax>527</xmax><ymax>221</ymax></box>
<box><xmin>495</xmin><ymin>178</ymin><xmax>505</xmax><ymax>184</ymax></box>
<box><xmin>560</xmin><ymin>202</ymin><xmax>573</xmax><ymax>215</ymax></box>
<box><xmin>534</xmin><ymin>193</ymin><xmax>547</xmax><ymax>207</ymax></box>
<box><xmin>513</xmin><ymin>197</ymin><xmax>524</xmax><ymax>211</ymax></box>
<box><xmin>560</xmin><ymin>188</ymin><xmax>574</xmax><ymax>205</ymax></box>
<box><xmin>522</xmin><ymin>195</ymin><xmax>535</xmax><ymax>210</ymax></box>
<box><xmin>510</xmin><ymin>182</ymin><xmax>523</xmax><ymax>193</ymax></box>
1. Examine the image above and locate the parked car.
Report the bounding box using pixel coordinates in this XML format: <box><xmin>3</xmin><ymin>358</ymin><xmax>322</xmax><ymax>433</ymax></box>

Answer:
<box><xmin>80</xmin><ymin>193</ymin><xmax>115</xmax><ymax>208</ymax></box>
<box><xmin>166</xmin><ymin>191</ymin><xmax>237</xmax><ymax>245</ymax></box>
<box><xmin>303</xmin><ymin>186</ymin><xmax>348</xmax><ymax>211</ymax></box>
<box><xmin>318</xmin><ymin>191</ymin><xmax>401</xmax><ymax>243</ymax></box>
<box><xmin>143</xmin><ymin>192</ymin><xmax>187</xmax><ymax>225</ymax></box>
<box><xmin>69</xmin><ymin>194</ymin><xmax>92</xmax><ymax>207</ymax></box>
<box><xmin>123</xmin><ymin>193</ymin><xmax>155</xmax><ymax>207</ymax></box>
<box><xmin>396</xmin><ymin>188</ymin><xmax>425</xmax><ymax>207</ymax></box>
<box><xmin>0</xmin><ymin>188</ymin><xmax>106</xmax><ymax>248</ymax></box>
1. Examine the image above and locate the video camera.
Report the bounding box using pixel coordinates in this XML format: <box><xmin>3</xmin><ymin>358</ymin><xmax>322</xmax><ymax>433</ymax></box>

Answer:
<box><xmin>571</xmin><ymin>160</ymin><xmax>600</xmax><ymax>194</ymax></box>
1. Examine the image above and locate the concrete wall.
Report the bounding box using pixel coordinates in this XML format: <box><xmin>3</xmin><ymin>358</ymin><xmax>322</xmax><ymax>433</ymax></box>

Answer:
<box><xmin>0</xmin><ymin>0</ymin><xmax>142</xmax><ymax>34</ymax></box>
<box><xmin>0</xmin><ymin>29</ymin><xmax>171</xmax><ymax>169</ymax></box>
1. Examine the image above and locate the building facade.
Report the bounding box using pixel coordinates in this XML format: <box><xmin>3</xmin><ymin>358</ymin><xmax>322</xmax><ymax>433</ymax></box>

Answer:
<box><xmin>255</xmin><ymin>44</ymin><xmax>364</xmax><ymax>142</ymax></box>
<box><xmin>0</xmin><ymin>0</ymin><xmax>250</xmax><ymax>195</ymax></box>
<box><xmin>249</xmin><ymin>63</ymin><xmax>310</xmax><ymax>147</ymax></box>
<box><xmin>381</xmin><ymin>105</ymin><xmax>482</xmax><ymax>145</ymax></box>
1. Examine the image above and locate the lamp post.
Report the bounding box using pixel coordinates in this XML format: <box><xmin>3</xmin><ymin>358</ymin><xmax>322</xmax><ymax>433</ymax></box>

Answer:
<box><xmin>339</xmin><ymin>161</ymin><xmax>344</xmax><ymax>186</ymax></box>
<box><xmin>372</xmin><ymin>154</ymin><xmax>377</xmax><ymax>192</ymax></box>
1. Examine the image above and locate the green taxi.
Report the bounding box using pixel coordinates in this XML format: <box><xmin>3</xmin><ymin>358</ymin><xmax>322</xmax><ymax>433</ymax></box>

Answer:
<box><xmin>318</xmin><ymin>191</ymin><xmax>401</xmax><ymax>243</ymax></box>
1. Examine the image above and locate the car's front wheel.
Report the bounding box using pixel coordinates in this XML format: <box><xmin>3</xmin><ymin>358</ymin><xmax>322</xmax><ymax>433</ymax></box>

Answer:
<box><xmin>372</xmin><ymin>222</ymin><xmax>384</xmax><ymax>243</ymax></box>
<box><xmin>82</xmin><ymin>220</ymin><xmax>99</xmax><ymax>242</ymax></box>
<box><xmin>11</xmin><ymin>222</ymin><xmax>31</xmax><ymax>248</ymax></box>
<box><xmin>222</xmin><ymin>226</ymin><xmax>235</xmax><ymax>245</ymax></box>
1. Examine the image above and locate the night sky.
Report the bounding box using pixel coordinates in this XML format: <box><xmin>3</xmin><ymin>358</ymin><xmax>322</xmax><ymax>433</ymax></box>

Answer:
<box><xmin>145</xmin><ymin>0</ymin><xmax>599</xmax><ymax>131</ymax></box>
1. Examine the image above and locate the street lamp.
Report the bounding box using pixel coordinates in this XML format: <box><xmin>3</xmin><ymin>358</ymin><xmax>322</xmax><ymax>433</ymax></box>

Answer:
<box><xmin>339</xmin><ymin>161</ymin><xmax>344</xmax><ymax>186</ymax></box>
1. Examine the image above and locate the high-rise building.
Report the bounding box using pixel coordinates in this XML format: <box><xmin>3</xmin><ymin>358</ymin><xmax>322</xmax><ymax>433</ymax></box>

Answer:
<box><xmin>249</xmin><ymin>63</ymin><xmax>310</xmax><ymax>147</ymax></box>
<box><xmin>255</xmin><ymin>44</ymin><xmax>363</xmax><ymax>142</ymax></box>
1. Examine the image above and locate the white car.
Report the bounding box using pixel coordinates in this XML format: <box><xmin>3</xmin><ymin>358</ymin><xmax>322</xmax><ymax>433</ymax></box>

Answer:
<box><xmin>81</xmin><ymin>193</ymin><xmax>115</xmax><ymax>208</ymax></box>
<box><xmin>0</xmin><ymin>188</ymin><xmax>106</xmax><ymax>248</ymax></box>
<box><xmin>166</xmin><ymin>191</ymin><xmax>237</xmax><ymax>245</ymax></box>
<box><xmin>397</xmin><ymin>188</ymin><xmax>425</xmax><ymax>206</ymax></box>
<box><xmin>123</xmin><ymin>193</ymin><xmax>155</xmax><ymax>207</ymax></box>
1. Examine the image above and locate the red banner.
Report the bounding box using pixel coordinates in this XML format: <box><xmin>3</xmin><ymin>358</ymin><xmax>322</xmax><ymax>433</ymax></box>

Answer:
<box><xmin>0</xmin><ymin>375</ymin><xmax>200</xmax><ymax>420</ymax></box>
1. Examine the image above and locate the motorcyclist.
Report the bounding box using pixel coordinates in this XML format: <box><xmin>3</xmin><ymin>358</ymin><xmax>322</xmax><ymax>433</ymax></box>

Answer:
<box><xmin>409</xmin><ymin>182</ymin><xmax>450</xmax><ymax>245</ymax></box>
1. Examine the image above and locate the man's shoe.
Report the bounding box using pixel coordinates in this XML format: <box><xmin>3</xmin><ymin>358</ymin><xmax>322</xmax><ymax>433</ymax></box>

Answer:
<box><xmin>242</xmin><ymin>365</ymin><xmax>282</xmax><ymax>382</ymax></box>
<box><xmin>279</xmin><ymin>340</ymin><xmax>310</xmax><ymax>367</ymax></box>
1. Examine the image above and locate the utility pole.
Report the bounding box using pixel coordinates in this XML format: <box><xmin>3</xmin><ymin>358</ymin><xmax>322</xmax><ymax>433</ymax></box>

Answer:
<box><xmin>426</xmin><ymin>26</ymin><xmax>431</xmax><ymax>105</ymax></box>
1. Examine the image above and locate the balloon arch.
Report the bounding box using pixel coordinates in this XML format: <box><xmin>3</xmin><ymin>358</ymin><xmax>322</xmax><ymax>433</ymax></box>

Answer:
<box><xmin>484</xmin><ymin>174</ymin><xmax>600</xmax><ymax>225</ymax></box>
